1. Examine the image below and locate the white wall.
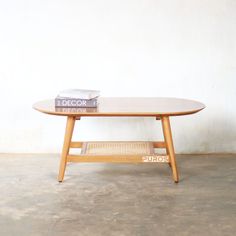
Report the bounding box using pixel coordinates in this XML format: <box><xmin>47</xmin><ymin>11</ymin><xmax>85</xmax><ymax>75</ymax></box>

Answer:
<box><xmin>0</xmin><ymin>0</ymin><xmax>235</xmax><ymax>153</ymax></box>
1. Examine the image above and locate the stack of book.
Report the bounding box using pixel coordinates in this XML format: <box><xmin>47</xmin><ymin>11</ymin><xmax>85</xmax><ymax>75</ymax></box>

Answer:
<box><xmin>55</xmin><ymin>89</ymin><xmax>100</xmax><ymax>108</ymax></box>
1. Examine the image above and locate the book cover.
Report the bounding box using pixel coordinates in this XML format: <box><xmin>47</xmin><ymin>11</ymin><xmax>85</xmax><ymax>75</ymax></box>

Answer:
<box><xmin>55</xmin><ymin>97</ymin><xmax>98</xmax><ymax>108</ymax></box>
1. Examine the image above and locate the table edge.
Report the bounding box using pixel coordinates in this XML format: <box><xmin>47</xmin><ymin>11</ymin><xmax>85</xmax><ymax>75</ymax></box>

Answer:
<box><xmin>33</xmin><ymin>106</ymin><xmax>205</xmax><ymax>117</ymax></box>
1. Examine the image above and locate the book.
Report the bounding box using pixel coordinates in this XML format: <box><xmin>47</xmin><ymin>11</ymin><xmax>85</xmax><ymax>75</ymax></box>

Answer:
<box><xmin>58</xmin><ymin>89</ymin><xmax>100</xmax><ymax>100</ymax></box>
<box><xmin>55</xmin><ymin>107</ymin><xmax>98</xmax><ymax>112</ymax></box>
<box><xmin>55</xmin><ymin>97</ymin><xmax>98</xmax><ymax>108</ymax></box>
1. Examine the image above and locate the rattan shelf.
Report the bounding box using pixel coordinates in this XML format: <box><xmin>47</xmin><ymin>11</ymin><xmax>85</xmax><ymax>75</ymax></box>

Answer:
<box><xmin>66</xmin><ymin>141</ymin><xmax>170</xmax><ymax>163</ymax></box>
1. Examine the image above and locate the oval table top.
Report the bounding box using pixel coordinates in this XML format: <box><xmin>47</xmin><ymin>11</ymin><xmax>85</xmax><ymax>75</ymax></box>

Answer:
<box><xmin>33</xmin><ymin>97</ymin><xmax>205</xmax><ymax>117</ymax></box>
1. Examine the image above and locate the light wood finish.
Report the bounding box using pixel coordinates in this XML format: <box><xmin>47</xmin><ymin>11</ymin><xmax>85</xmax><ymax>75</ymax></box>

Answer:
<box><xmin>33</xmin><ymin>97</ymin><xmax>205</xmax><ymax>183</ymax></box>
<box><xmin>33</xmin><ymin>97</ymin><xmax>205</xmax><ymax>117</ymax></box>
<box><xmin>58</xmin><ymin>116</ymin><xmax>75</xmax><ymax>182</ymax></box>
<box><xmin>70</xmin><ymin>141</ymin><xmax>83</xmax><ymax>148</ymax></box>
<box><xmin>153</xmin><ymin>141</ymin><xmax>166</xmax><ymax>148</ymax></box>
<box><xmin>67</xmin><ymin>154</ymin><xmax>170</xmax><ymax>163</ymax></box>
<box><xmin>70</xmin><ymin>141</ymin><xmax>166</xmax><ymax>149</ymax></box>
<box><xmin>161</xmin><ymin>116</ymin><xmax>179</xmax><ymax>183</ymax></box>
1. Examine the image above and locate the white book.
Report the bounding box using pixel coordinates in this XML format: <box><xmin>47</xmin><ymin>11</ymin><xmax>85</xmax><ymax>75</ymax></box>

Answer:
<box><xmin>58</xmin><ymin>89</ymin><xmax>100</xmax><ymax>100</ymax></box>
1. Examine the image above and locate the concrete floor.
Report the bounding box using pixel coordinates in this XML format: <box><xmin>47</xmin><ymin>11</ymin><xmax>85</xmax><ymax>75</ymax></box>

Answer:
<box><xmin>0</xmin><ymin>154</ymin><xmax>236</xmax><ymax>236</ymax></box>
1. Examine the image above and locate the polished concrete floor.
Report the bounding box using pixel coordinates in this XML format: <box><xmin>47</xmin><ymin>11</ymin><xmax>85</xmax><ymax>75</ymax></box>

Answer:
<box><xmin>0</xmin><ymin>154</ymin><xmax>236</xmax><ymax>236</ymax></box>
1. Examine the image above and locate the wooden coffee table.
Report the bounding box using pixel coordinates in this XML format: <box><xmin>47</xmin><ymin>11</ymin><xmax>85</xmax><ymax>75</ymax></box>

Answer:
<box><xmin>33</xmin><ymin>97</ymin><xmax>205</xmax><ymax>183</ymax></box>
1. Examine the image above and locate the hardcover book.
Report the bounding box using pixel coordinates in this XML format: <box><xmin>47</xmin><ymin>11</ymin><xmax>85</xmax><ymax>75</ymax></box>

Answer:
<box><xmin>58</xmin><ymin>89</ymin><xmax>100</xmax><ymax>100</ymax></box>
<box><xmin>55</xmin><ymin>107</ymin><xmax>98</xmax><ymax>112</ymax></box>
<box><xmin>55</xmin><ymin>97</ymin><xmax>98</xmax><ymax>108</ymax></box>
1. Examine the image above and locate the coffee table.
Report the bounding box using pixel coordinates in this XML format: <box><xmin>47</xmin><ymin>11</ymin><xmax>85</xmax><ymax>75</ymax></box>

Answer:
<box><xmin>33</xmin><ymin>97</ymin><xmax>205</xmax><ymax>183</ymax></box>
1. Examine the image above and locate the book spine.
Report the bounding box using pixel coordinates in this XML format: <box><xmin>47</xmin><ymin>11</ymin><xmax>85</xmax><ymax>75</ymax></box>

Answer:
<box><xmin>55</xmin><ymin>107</ymin><xmax>97</xmax><ymax>112</ymax></box>
<box><xmin>55</xmin><ymin>98</ymin><xmax>98</xmax><ymax>107</ymax></box>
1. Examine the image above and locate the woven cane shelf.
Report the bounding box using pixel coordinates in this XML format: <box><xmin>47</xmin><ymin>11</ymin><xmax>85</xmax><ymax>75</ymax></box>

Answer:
<box><xmin>81</xmin><ymin>141</ymin><xmax>154</xmax><ymax>155</ymax></box>
<box><xmin>67</xmin><ymin>141</ymin><xmax>170</xmax><ymax>163</ymax></box>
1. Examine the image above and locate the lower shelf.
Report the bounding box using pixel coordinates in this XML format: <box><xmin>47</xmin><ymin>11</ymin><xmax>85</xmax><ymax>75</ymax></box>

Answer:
<box><xmin>67</xmin><ymin>141</ymin><xmax>170</xmax><ymax>163</ymax></box>
<box><xmin>81</xmin><ymin>141</ymin><xmax>154</xmax><ymax>155</ymax></box>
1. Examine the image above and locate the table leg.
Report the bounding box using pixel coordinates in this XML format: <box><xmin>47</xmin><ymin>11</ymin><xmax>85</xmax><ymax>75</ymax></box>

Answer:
<box><xmin>58</xmin><ymin>116</ymin><xmax>75</xmax><ymax>182</ymax></box>
<box><xmin>161</xmin><ymin>116</ymin><xmax>179</xmax><ymax>183</ymax></box>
